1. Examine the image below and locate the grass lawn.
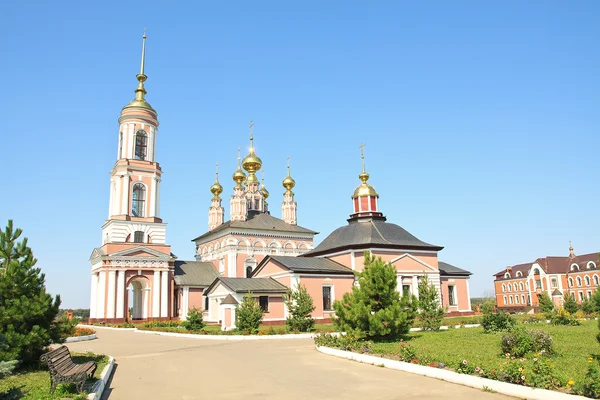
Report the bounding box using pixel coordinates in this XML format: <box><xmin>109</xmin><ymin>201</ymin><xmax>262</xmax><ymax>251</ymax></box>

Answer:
<box><xmin>0</xmin><ymin>352</ymin><xmax>108</xmax><ymax>400</ymax></box>
<box><xmin>370</xmin><ymin>320</ymin><xmax>598</xmax><ymax>383</ymax></box>
<box><xmin>141</xmin><ymin>322</ymin><xmax>336</xmax><ymax>335</ymax></box>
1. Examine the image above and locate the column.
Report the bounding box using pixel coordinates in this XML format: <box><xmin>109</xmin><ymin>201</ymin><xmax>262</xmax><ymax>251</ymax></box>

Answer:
<box><xmin>183</xmin><ymin>287</ymin><xmax>189</xmax><ymax>320</ymax></box>
<box><xmin>106</xmin><ymin>270</ymin><xmax>116</xmax><ymax>318</ymax></box>
<box><xmin>155</xmin><ymin>179</ymin><xmax>161</xmax><ymax>218</ymax></box>
<box><xmin>89</xmin><ymin>273</ymin><xmax>98</xmax><ymax>319</ymax></box>
<box><xmin>116</xmin><ymin>270</ymin><xmax>126</xmax><ymax>318</ymax></box>
<box><xmin>149</xmin><ymin>177</ymin><xmax>156</xmax><ymax>218</ymax></box>
<box><xmin>153</xmin><ymin>270</ymin><xmax>160</xmax><ymax>317</ymax></box>
<box><xmin>115</xmin><ymin>176</ymin><xmax>122</xmax><ymax>215</ymax></box>
<box><xmin>121</xmin><ymin>175</ymin><xmax>129</xmax><ymax>216</ymax></box>
<box><xmin>161</xmin><ymin>270</ymin><xmax>169</xmax><ymax>318</ymax></box>
<box><xmin>97</xmin><ymin>271</ymin><xmax>106</xmax><ymax>318</ymax></box>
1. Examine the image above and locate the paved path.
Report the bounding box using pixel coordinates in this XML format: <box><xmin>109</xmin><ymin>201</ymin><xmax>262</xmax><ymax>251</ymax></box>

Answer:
<box><xmin>67</xmin><ymin>329</ymin><xmax>510</xmax><ymax>400</ymax></box>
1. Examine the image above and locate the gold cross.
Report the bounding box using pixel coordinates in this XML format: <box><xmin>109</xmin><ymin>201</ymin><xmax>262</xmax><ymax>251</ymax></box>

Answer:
<box><xmin>359</xmin><ymin>142</ymin><xmax>366</xmax><ymax>171</ymax></box>
<box><xmin>249</xmin><ymin>120</ymin><xmax>254</xmax><ymax>139</ymax></box>
<box><xmin>216</xmin><ymin>162</ymin><xmax>219</xmax><ymax>178</ymax></box>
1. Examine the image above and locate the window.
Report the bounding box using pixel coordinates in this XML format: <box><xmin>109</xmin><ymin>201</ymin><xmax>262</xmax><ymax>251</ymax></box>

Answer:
<box><xmin>501</xmin><ymin>284</ymin><xmax>506</xmax><ymax>293</ymax></box>
<box><xmin>577</xmin><ymin>276</ymin><xmax>582</xmax><ymax>287</ymax></box>
<box><xmin>204</xmin><ymin>297</ymin><xmax>209</xmax><ymax>311</ymax></box>
<box><xmin>533</xmin><ymin>268</ymin><xmax>541</xmax><ymax>275</ymax></box>
<box><xmin>259</xmin><ymin>296</ymin><xmax>269</xmax><ymax>312</ymax></box>
<box><xmin>504</xmin><ymin>272</ymin><xmax>511</xmax><ymax>279</ymax></box>
<box><xmin>402</xmin><ymin>284</ymin><xmax>411</xmax><ymax>297</ymax></box>
<box><xmin>131</xmin><ymin>183</ymin><xmax>146</xmax><ymax>217</ymax></box>
<box><xmin>516</xmin><ymin>271</ymin><xmax>522</xmax><ymax>277</ymax></box>
<box><xmin>571</xmin><ymin>264</ymin><xmax>579</xmax><ymax>272</ymax></box>
<box><xmin>509</xmin><ymin>295</ymin><xmax>513</xmax><ymax>304</ymax></box>
<box><xmin>134</xmin><ymin>130</ymin><xmax>148</xmax><ymax>160</ymax></box>
<box><xmin>587</xmin><ymin>291</ymin><xmax>593</xmax><ymax>299</ymax></box>
<box><xmin>246</xmin><ymin>266</ymin><xmax>252</xmax><ymax>278</ymax></box>
<box><xmin>535</xmin><ymin>279</ymin><xmax>542</xmax><ymax>289</ymax></box>
<box><xmin>551</xmin><ymin>278</ymin><xmax>558</xmax><ymax>288</ymax></box>
<box><xmin>323</xmin><ymin>286</ymin><xmax>333</xmax><ymax>311</ymax></box>
<box><xmin>513</xmin><ymin>283</ymin><xmax>518</xmax><ymax>292</ymax></box>
<box><xmin>133</xmin><ymin>231</ymin><xmax>144</xmax><ymax>243</ymax></box>
<box><xmin>579</xmin><ymin>291</ymin><xmax>584</xmax><ymax>302</ymax></box>
<box><xmin>519</xmin><ymin>282</ymin><xmax>524</xmax><ymax>291</ymax></box>
<box><xmin>594</xmin><ymin>275</ymin><xmax>599</xmax><ymax>286</ymax></box>
<box><xmin>568</xmin><ymin>277</ymin><xmax>574</xmax><ymax>287</ymax></box>
<box><xmin>515</xmin><ymin>295</ymin><xmax>519</xmax><ymax>304</ymax></box>
<box><xmin>585</xmin><ymin>276</ymin><xmax>591</xmax><ymax>286</ymax></box>
<box><xmin>521</xmin><ymin>294</ymin><xmax>526</xmax><ymax>304</ymax></box>
<box><xmin>588</xmin><ymin>262</ymin><xmax>596</xmax><ymax>270</ymax></box>
<box><xmin>503</xmin><ymin>296</ymin><xmax>507</xmax><ymax>304</ymax></box>
<box><xmin>244</xmin><ymin>258</ymin><xmax>257</xmax><ymax>278</ymax></box>
<box><xmin>527</xmin><ymin>294</ymin><xmax>531</xmax><ymax>305</ymax></box>
<box><xmin>448</xmin><ymin>285</ymin><xmax>456</xmax><ymax>306</ymax></box>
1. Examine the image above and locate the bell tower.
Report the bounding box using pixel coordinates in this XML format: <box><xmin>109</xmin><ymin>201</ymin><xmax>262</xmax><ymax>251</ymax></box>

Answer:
<box><xmin>89</xmin><ymin>31</ymin><xmax>173</xmax><ymax>323</ymax></box>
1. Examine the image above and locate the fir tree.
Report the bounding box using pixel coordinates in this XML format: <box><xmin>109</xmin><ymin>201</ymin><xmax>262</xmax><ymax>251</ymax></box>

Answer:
<box><xmin>333</xmin><ymin>252</ymin><xmax>418</xmax><ymax>340</ymax></box>
<box><xmin>284</xmin><ymin>283</ymin><xmax>316</xmax><ymax>332</ymax></box>
<box><xmin>582</xmin><ymin>298</ymin><xmax>596</xmax><ymax>315</ymax></box>
<box><xmin>417</xmin><ymin>275</ymin><xmax>445</xmax><ymax>331</ymax></box>
<box><xmin>538</xmin><ymin>292</ymin><xmax>555</xmax><ymax>316</ymax></box>
<box><xmin>235</xmin><ymin>292</ymin><xmax>264</xmax><ymax>334</ymax></box>
<box><xmin>591</xmin><ymin>289</ymin><xmax>600</xmax><ymax>314</ymax></box>
<box><xmin>0</xmin><ymin>220</ymin><xmax>62</xmax><ymax>366</ymax></box>
<box><xmin>563</xmin><ymin>293</ymin><xmax>579</xmax><ymax>314</ymax></box>
<box><xmin>182</xmin><ymin>307</ymin><xmax>205</xmax><ymax>331</ymax></box>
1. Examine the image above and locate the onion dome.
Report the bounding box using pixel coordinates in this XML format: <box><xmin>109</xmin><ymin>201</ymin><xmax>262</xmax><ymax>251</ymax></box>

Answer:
<box><xmin>282</xmin><ymin>162</ymin><xmax>295</xmax><ymax>193</ymax></box>
<box><xmin>123</xmin><ymin>30</ymin><xmax>155</xmax><ymax>112</ymax></box>
<box><xmin>232</xmin><ymin>150</ymin><xmax>246</xmax><ymax>189</ymax></box>
<box><xmin>260</xmin><ymin>182</ymin><xmax>269</xmax><ymax>199</ymax></box>
<box><xmin>242</xmin><ymin>124</ymin><xmax>262</xmax><ymax>174</ymax></box>
<box><xmin>210</xmin><ymin>164</ymin><xmax>223</xmax><ymax>198</ymax></box>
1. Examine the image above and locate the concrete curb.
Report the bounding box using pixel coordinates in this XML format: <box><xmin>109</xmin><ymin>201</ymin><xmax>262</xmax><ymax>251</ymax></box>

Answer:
<box><xmin>65</xmin><ymin>334</ymin><xmax>97</xmax><ymax>343</ymax></box>
<box><xmin>409</xmin><ymin>323</ymin><xmax>481</xmax><ymax>332</ymax></box>
<box><xmin>135</xmin><ymin>329</ymin><xmax>335</xmax><ymax>340</ymax></box>
<box><xmin>316</xmin><ymin>346</ymin><xmax>590</xmax><ymax>400</ymax></box>
<box><xmin>79</xmin><ymin>324</ymin><xmax>136</xmax><ymax>331</ymax></box>
<box><xmin>87</xmin><ymin>355</ymin><xmax>115</xmax><ymax>400</ymax></box>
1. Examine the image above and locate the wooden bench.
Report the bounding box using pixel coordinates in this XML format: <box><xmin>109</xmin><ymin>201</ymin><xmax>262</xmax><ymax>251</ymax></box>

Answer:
<box><xmin>39</xmin><ymin>345</ymin><xmax>97</xmax><ymax>394</ymax></box>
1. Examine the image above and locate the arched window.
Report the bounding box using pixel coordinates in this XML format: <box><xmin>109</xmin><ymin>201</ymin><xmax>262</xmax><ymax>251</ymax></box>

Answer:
<box><xmin>521</xmin><ymin>294</ymin><xmax>526</xmax><ymax>304</ymax></box>
<box><xmin>533</xmin><ymin>268</ymin><xmax>541</xmax><ymax>275</ymax></box>
<box><xmin>509</xmin><ymin>295</ymin><xmax>513</xmax><ymax>304</ymax></box>
<box><xmin>576</xmin><ymin>276</ymin><xmax>582</xmax><ymax>287</ymax></box>
<box><xmin>519</xmin><ymin>282</ymin><xmax>524</xmax><ymax>291</ymax></box>
<box><xmin>571</xmin><ymin>264</ymin><xmax>579</xmax><ymax>272</ymax></box>
<box><xmin>134</xmin><ymin>130</ymin><xmax>148</xmax><ymax>160</ymax></box>
<box><xmin>503</xmin><ymin>295</ymin><xmax>507</xmax><ymax>304</ymax></box>
<box><xmin>516</xmin><ymin>271</ymin><xmax>522</xmax><ymax>277</ymax></box>
<box><xmin>502</xmin><ymin>284</ymin><xmax>506</xmax><ymax>292</ymax></box>
<box><xmin>515</xmin><ymin>295</ymin><xmax>519</xmax><ymax>304</ymax></box>
<box><xmin>132</xmin><ymin>183</ymin><xmax>146</xmax><ymax>217</ymax></box>
<box><xmin>504</xmin><ymin>272</ymin><xmax>511</xmax><ymax>279</ymax></box>
<box><xmin>245</xmin><ymin>257</ymin><xmax>257</xmax><ymax>278</ymax></box>
<box><xmin>513</xmin><ymin>283</ymin><xmax>518</xmax><ymax>292</ymax></box>
<box><xmin>568</xmin><ymin>277</ymin><xmax>574</xmax><ymax>287</ymax></box>
<box><xmin>588</xmin><ymin>262</ymin><xmax>596</xmax><ymax>270</ymax></box>
<box><xmin>594</xmin><ymin>275</ymin><xmax>599</xmax><ymax>286</ymax></box>
<box><xmin>585</xmin><ymin>276</ymin><xmax>591</xmax><ymax>286</ymax></box>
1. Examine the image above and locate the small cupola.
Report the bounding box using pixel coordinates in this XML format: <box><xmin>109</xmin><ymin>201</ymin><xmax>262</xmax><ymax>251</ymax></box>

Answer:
<box><xmin>350</xmin><ymin>143</ymin><xmax>383</xmax><ymax>220</ymax></box>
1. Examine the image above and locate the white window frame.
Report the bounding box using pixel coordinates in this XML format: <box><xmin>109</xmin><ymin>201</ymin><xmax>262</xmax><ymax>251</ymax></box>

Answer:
<box><xmin>322</xmin><ymin>285</ymin><xmax>334</xmax><ymax>312</ymax></box>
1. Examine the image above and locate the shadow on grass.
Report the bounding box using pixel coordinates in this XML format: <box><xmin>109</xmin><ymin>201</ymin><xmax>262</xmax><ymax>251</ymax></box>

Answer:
<box><xmin>0</xmin><ymin>386</ymin><xmax>24</xmax><ymax>400</ymax></box>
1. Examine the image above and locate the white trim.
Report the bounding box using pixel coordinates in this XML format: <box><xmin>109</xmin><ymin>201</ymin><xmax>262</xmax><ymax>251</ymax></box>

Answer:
<box><xmin>388</xmin><ymin>253</ymin><xmax>437</xmax><ymax>271</ymax></box>
<box><xmin>116</xmin><ymin>270</ymin><xmax>125</xmax><ymax>319</ymax></box>
<box><xmin>152</xmin><ymin>271</ymin><xmax>160</xmax><ymax>317</ymax></box>
<box><xmin>160</xmin><ymin>270</ymin><xmax>169</xmax><ymax>318</ymax></box>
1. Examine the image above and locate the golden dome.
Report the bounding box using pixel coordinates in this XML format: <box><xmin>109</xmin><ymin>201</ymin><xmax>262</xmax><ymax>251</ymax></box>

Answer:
<box><xmin>352</xmin><ymin>182</ymin><xmax>378</xmax><ymax>198</ymax></box>
<box><xmin>260</xmin><ymin>185</ymin><xmax>269</xmax><ymax>199</ymax></box>
<box><xmin>210</xmin><ymin>180</ymin><xmax>223</xmax><ymax>197</ymax></box>
<box><xmin>242</xmin><ymin>124</ymin><xmax>262</xmax><ymax>173</ymax></box>
<box><xmin>232</xmin><ymin>151</ymin><xmax>247</xmax><ymax>188</ymax></box>
<box><xmin>246</xmin><ymin>172</ymin><xmax>259</xmax><ymax>184</ymax></box>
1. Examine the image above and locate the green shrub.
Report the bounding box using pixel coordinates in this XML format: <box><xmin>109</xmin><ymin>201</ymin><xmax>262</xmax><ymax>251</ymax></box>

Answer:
<box><xmin>333</xmin><ymin>252</ymin><xmax>418</xmax><ymax>340</ymax></box>
<box><xmin>538</xmin><ymin>293</ymin><xmax>554</xmax><ymax>316</ymax></box>
<box><xmin>480</xmin><ymin>300</ymin><xmax>496</xmax><ymax>315</ymax></box>
<box><xmin>564</xmin><ymin>293</ymin><xmax>579</xmax><ymax>314</ymax></box>
<box><xmin>284</xmin><ymin>283</ymin><xmax>316</xmax><ymax>332</ymax></box>
<box><xmin>0</xmin><ymin>220</ymin><xmax>62</xmax><ymax>366</ymax></box>
<box><xmin>481</xmin><ymin>311</ymin><xmax>516</xmax><ymax>333</ymax></box>
<box><xmin>550</xmin><ymin>307</ymin><xmax>581</xmax><ymax>326</ymax></box>
<box><xmin>314</xmin><ymin>333</ymin><xmax>372</xmax><ymax>353</ymax></box>
<box><xmin>582</xmin><ymin>299</ymin><xmax>596</xmax><ymax>315</ymax></box>
<box><xmin>182</xmin><ymin>307</ymin><xmax>205</xmax><ymax>331</ymax></box>
<box><xmin>236</xmin><ymin>292</ymin><xmax>264</xmax><ymax>334</ymax></box>
<box><xmin>500</xmin><ymin>327</ymin><xmax>553</xmax><ymax>357</ymax></box>
<box><xmin>417</xmin><ymin>275</ymin><xmax>445</xmax><ymax>331</ymax></box>
<box><xmin>577</xmin><ymin>357</ymin><xmax>600</xmax><ymax>398</ymax></box>
<box><xmin>592</xmin><ymin>289</ymin><xmax>600</xmax><ymax>314</ymax></box>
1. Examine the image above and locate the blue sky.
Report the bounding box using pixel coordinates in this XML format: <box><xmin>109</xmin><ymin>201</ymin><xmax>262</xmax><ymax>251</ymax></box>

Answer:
<box><xmin>1</xmin><ymin>1</ymin><xmax>598</xmax><ymax>308</ymax></box>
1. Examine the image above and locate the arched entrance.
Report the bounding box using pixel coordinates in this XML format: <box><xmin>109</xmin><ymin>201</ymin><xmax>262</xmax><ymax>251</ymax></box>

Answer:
<box><xmin>128</xmin><ymin>277</ymin><xmax>149</xmax><ymax>320</ymax></box>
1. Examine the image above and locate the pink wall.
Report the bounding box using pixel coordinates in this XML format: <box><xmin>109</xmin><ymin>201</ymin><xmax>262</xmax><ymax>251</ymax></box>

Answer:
<box><xmin>299</xmin><ymin>276</ymin><xmax>354</xmax><ymax>319</ymax></box>
<box><xmin>266</xmin><ymin>296</ymin><xmax>285</xmax><ymax>319</ymax></box>
<box><xmin>188</xmin><ymin>288</ymin><xmax>204</xmax><ymax>311</ymax></box>
<box><xmin>440</xmin><ymin>277</ymin><xmax>470</xmax><ymax>311</ymax></box>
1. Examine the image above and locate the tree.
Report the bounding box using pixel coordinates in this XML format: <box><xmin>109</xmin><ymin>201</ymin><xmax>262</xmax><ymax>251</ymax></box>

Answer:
<box><xmin>417</xmin><ymin>275</ymin><xmax>445</xmax><ymax>331</ymax></box>
<box><xmin>591</xmin><ymin>289</ymin><xmax>600</xmax><ymax>314</ymax></box>
<box><xmin>0</xmin><ymin>220</ymin><xmax>62</xmax><ymax>366</ymax></box>
<box><xmin>235</xmin><ymin>292</ymin><xmax>264</xmax><ymax>334</ymax></box>
<box><xmin>333</xmin><ymin>252</ymin><xmax>419</xmax><ymax>340</ymax></box>
<box><xmin>0</xmin><ymin>334</ymin><xmax>17</xmax><ymax>378</ymax></box>
<box><xmin>582</xmin><ymin>298</ymin><xmax>596</xmax><ymax>315</ymax></box>
<box><xmin>480</xmin><ymin>299</ymin><xmax>496</xmax><ymax>315</ymax></box>
<box><xmin>284</xmin><ymin>283</ymin><xmax>316</xmax><ymax>332</ymax></box>
<box><xmin>563</xmin><ymin>293</ymin><xmax>579</xmax><ymax>314</ymax></box>
<box><xmin>538</xmin><ymin>292</ymin><xmax>555</xmax><ymax>316</ymax></box>
<box><xmin>182</xmin><ymin>307</ymin><xmax>205</xmax><ymax>331</ymax></box>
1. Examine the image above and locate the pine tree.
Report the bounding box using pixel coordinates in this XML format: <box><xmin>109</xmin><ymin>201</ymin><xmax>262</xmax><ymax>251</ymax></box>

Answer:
<box><xmin>235</xmin><ymin>292</ymin><xmax>264</xmax><ymax>334</ymax></box>
<box><xmin>538</xmin><ymin>292</ymin><xmax>555</xmax><ymax>316</ymax></box>
<box><xmin>0</xmin><ymin>220</ymin><xmax>62</xmax><ymax>366</ymax></box>
<box><xmin>563</xmin><ymin>293</ymin><xmax>579</xmax><ymax>314</ymax></box>
<box><xmin>333</xmin><ymin>252</ymin><xmax>418</xmax><ymax>340</ymax></box>
<box><xmin>182</xmin><ymin>307</ymin><xmax>205</xmax><ymax>331</ymax></box>
<box><xmin>417</xmin><ymin>275</ymin><xmax>445</xmax><ymax>331</ymax></box>
<box><xmin>284</xmin><ymin>283</ymin><xmax>316</xmax><ymax>332</ymax></box>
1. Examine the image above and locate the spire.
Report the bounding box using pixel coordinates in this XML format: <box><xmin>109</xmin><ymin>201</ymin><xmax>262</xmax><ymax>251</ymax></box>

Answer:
<box><xmin>124</xmin><ymin>29</ymin><xmax>154</xmax><ymax>111</ymax></box>
<box><xmin>358</xmin><ymin>142</ymin><xmax>369</xmax><ymax>183</ymax></box>
<box><xmin>569</xmin><ymin>241</ymin><xmax>575</xmax><ymax>257</ymax></box>
<box><xmin>249</xmin><ymin>120</ymin><xmax>255</xmax><ymax>152</ymax></box>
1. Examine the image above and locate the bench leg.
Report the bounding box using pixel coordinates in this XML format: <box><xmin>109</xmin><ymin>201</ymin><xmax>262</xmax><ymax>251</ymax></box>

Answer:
<box><xmin>77</xmin><ymin>372</ymin><xmax>88</xmax><ymax>393</ymax></box>
<box><xmin>50</xmin><ymin>378</ymin><xmax>57</xmax><ymax>394</ymax></box>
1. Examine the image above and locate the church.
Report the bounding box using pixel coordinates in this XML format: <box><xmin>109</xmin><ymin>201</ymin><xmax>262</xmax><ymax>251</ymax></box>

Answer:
<box><xmin>88</xmin><ymin>34</ymin><xmax>473</xmax><ymax>329</ymax></box>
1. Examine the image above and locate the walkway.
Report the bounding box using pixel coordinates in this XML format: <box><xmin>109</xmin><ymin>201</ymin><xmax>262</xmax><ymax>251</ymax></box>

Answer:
<box><xmin>67</xmin><ymin>329</ymin><xmax>510</xmax><ymax>400</ymax></box>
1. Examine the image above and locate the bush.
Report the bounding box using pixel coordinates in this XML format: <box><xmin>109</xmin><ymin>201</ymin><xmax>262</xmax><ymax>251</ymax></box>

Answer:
<box><xmin>592</xmin><ymin>289</ymin><xmax>600</xmax><ymax>314</ymax></box>
<box><xmin>538</xmin><ymin>293</ymin><xmax>554</xmax><ymax>316</ymax></box>
<box><xmin>284</xmin><ymin>283</ymin><xmax>316</xmax><ymax>332</ymax></box>
<box><xmin>417</xmin><ymin>275</ymin><xmax>445</xmax><ymax>331</ymax></box>
<box><xmin>577</xmin><ymin>357</ymin><xmax>600</xmax><ymax>398</ymax></box>
<box><xmin>236</xmin><ymin>292</ymin><xmax>264</xmax><ymax>334</ymax></box>
<box><xmin>550</xmin><ymin>307</ymin><xmax>581</xmax><ymax>326</ymax></box>
<box><xmin>333</xmin><ymin>252</ymin><xmax>419</xmax><ymax>340</ymax></box>
<box><xmin>182</xmin><ymin>307</ymin><xmax>205</xmax><ymax>331</ymax></box>
<box><xmin>0</xmin><ymin>220</ymin><xmax>62</xmax><ymax>366</ymax></box>
<box><xmin>564</xmin><ymin>293</ymin><xmax>579</xmax><ymax>314</ymax></box>
<box><xmin>582</xmin><ymin>299</ymin><xmax>596</xmax><ymax>315</ymax></box>
<box><xmin>314</xmin><ymin>333</ymin><xmax>372</xmax><ymax>353</ymax></box>
<box><xmin>481</xmin><ymin>311</ymin><xmax>516</xmax><ymax>333</ymax></box>
<box><xmin>480</xmin><ymin>300</ymin><xmax>496</xmax><ymax>315</ymax></box>
<box><xmin>501</xmin><ymin>327</ymin><xmax>553</xmax><ymax>357</ymax></box>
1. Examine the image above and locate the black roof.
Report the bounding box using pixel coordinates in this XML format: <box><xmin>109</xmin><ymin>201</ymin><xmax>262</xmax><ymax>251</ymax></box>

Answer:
<box><xmin>192</xmin><ymin>212</ymin><xmax>317</xmax><ymax>242</ymax></box>
<box><xmin>205</xmin><ymin>277</ymin><xmax>289</xmax><ymax>295</ymax></box>
<box><xmin>173</xmin><ymin>261</ymin><xmax>220</xmax><ymax>287</ymax></box>
<box><xmin>438</xmin><ymin>261</ymin><xmax>472</xmax><ymax>277</ymax></box>
<box><xmin>302</xmin><ymin>217</ymin><xmax>443</xmax><ymax>257</ymax></box>
<box><xmin>253</xmin><ymin>255</ymin><xmax>354</xmax><ymax>277</ymax></box>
